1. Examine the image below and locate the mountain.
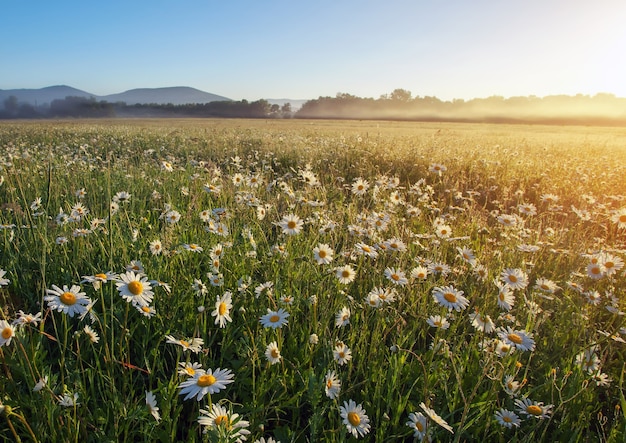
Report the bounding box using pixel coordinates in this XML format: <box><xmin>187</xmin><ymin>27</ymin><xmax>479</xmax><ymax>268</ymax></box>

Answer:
<box><xmin>100</xmin><ymin>87</ymin><xmax>230</xmax><ymax>105</ymax></box>
<box><xmin>0</xmin><ymin>85</ymin><xmax>94</xmax><ymax>107</ymax></box>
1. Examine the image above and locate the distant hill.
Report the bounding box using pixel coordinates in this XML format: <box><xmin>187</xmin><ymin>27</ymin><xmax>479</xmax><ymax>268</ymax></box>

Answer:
<box><xmin>0</xmin><ymin>85</ymin><xmax>94</xmax><ymax>107</ymax></box>
<box><xmin>100</xmin><ymin>87</ymin><xmax>230</xmax><ymax>105</ymax></box>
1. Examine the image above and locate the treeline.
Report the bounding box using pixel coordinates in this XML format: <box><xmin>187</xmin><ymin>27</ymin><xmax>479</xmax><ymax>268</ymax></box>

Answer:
<box><xmin>2</xmin><ymin>90</ymin><xmax>626</xmax><ymax>125</ymax></box>
<box><xmin>0</xmin><ymin>96</ymin><xmax>293</xmax><ymax>119</ymax></box>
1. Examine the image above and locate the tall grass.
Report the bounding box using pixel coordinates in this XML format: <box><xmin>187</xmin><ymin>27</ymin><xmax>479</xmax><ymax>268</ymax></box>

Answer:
<box><xmin>0</xmin><ymin>119</ymin><xmax>625</xmax><ymax>442</ymax></box>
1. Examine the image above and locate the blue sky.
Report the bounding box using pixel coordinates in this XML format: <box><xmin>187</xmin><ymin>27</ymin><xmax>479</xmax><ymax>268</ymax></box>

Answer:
<box><xmin>1</xmin><ymin>0</ymin><xmax>625</xmax><ymax>100</ymax></box>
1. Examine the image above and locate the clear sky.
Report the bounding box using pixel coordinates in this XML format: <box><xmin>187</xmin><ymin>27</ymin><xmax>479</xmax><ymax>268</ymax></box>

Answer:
<box><xmin>1</xmin><ymin>0</ymin><xmax>625</xmax><ymax>101</ymax></box>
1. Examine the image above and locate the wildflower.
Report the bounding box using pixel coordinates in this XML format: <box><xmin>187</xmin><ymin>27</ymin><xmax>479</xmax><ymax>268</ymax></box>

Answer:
<box><xmin>457</xmin><ymin>247</ymin><xmax>476</xmax><ymax>265</ymax></box>
<box><xmin>384</xmin><ymin>237</ymin><xmax>407</xmax><ymax>252</ymax></box>
<box><xmin>56</xmin><ymin>236</ymin><xmax>68</xmax><ymax>245</ymax></box>
<box><xmin>265</xmin><ymin>341</ymin><xmax>282</xmax><ymax>364</ymax></box>
<box><xmin>340</xmin><ymin>400</ymin><xmax>371</xmax><ymax>438</ymax></box>
<box><xmin>313</xmin><ymin>243</ymin><xmax>334</xmax><ymax>265</ymax></box>
<box><xmin>354</xmin><ymin>242</ymin><xmax>379</xmax><ymax>259</ymax></box>
<box><xmin>33</xmin><ymin>376</ymin><xmax>48</xmax><ymax>392</ymax></box>
<box><xmin>428</xmin><ymin>261</ymin><xmax>451</xmax><ymax>276</ymax></box>
<box><xmin>427</xmin><ymin>315</ymin><xmax>450</xmax><ymax>330</ymax></box>
<box><xmin>0</xmin><ymin>320</ymin><xmax>15</xmax><ymax>347</ymax></box>
<box><xmin>208</xmin><ymin>272</ymin><xmax>224</xmax><ymax>287</ymax></box>
<box><xmin>260</xmin><ymin>308</ymin><xmax>290</xmax><ymax>329</ymax></box>
<box><xmin>500</xmin><ymin>268</ymin><xmax>529</xmax><ymax>290</ymax></box>
<box><xmin>197</xmin><ymin>404</ymin><xmax>251</xmax><ymax>442</ymax></box>
<box><xmin>324</xmin><ymin>370</ymin><xmax>341</xmax><ymax>399</ymax></box>
<box><xmin>192</xmin><ymin>278</ymin><xmax>208</xmax><ymax>296</ymax></box>
<box><xmin>113</xmin><ymin>191</ymin><xmax>131</xmax><ymax>203</ymax></box>
<box><xmin>137</xmin><ymin>304</ymin><xmax>156</xmax><ymax>318</ymax></box>
<box><xmin>58</xmin><ymin>392</ymin><xmax>80</xmax><ymax>407</ymax></box>
<box><xmin>178</xmin><ymin>367</ymin><xmax>235</xmax><ymax>401</ymax></box>
<box><xmin>351</xmin><ymin>178</ymin><xmax>370</xmax><ymax>196</ymax></box>
<box><xmin>429</xmin><ymin>163</ymin><xmax>447</xmax><ymax>175</ymax></box>
<box><xmin>494</xmin><ymin>339</ymin><xmax>515</xmax><ymax>357</ymax></box>
<box><xmin>591</xmin><ymin>371</ymin><xmax>611</xmax><ymax>387</ymax></box>
<box><xmin>149</xmin><ymin>239</ymin><xmax>164</xmax><ymax>255</ymax></box>
<box><xmin>611</xmin><ymin>208</ymin><xmax>626</xmax><ymax>229</ymax></box>
<box><xmin>12</xmin><ymin>311</ymin><xmax>42</xmax><ymax>327</ymax></box>
<box><xmin>420</xmin><ymin>402</ymin><xmax>454</xmax><ymax>433</ymax></box>
<box><xmin>575</xmin><ymin>348</ymin><xmax>600</xmax><ymax>373</ymax></box>
<box><xmin>335</xmin><ymin>265</ymin><xmax>356</xmax><ymax>284</ymax></box>
<box><xmin>309</xmin><ymin>333</ymin><xmax>319</xmax><ymax>345</ymax></box>
<box><xmin>534</xmin><ymin>277</ymin><xmax>559</xmax><ymax>294</ymax></box>
<box><xmin>116</xmin><ymin>271</ymin><xmax>154</xmax><ymax>307</ymax></box>
<box><xmin>211</xmin><ymin>292</ymin><xmax>233</xmax><ymax>328</ymax></box>
<box><xmin>255</xmin><ymin>281</ymin><xmax>274</xmax><ymax>298</ymax></box>
<box><xmin>435</xmin><ymin>224</ymin><xmax>452</xmax><ymax>239</ymax></box>
<box><xmin>496</xmin><ymin>281</ymin><xmax>516</xmax><ymax>311</ymax></box>
<box><xmin>81</xmin><ymin>271</ymin><xmax>117</xmax><ymax>290</ymax></box>
<box><xmin>469</xmin><ymin>312</ymin><xmax>495</xmax><ymax>333</ymax></box>
<box><xmin>126</xmin><ymin>260</ymin><xmax>145</xmax><ymax>274</ymax></box>
<box><xmin>503</xmin><ymin>375</ymin><xmax>520</xmax><ymax>397</ymax></box>
<box><xmin>83</xmin><ymin>325</ymin><xmax>100</xmax><ymax>343</ymax></box>
<box><xmin>384</xmin><ymin>267</ymin><xmax>408</xmax><ymax>286</ymax></box>
<box><xmin>406</xmin><ymin>412</ymin><xmax>428</xmax><ymax>440</ymax></box>
<box><xmin>411</xmin><ymin>266</ymin><xmax>429</xmax><ymax>280</ymax></box>
<box><xmin>184</xmin><ymin>243</ymin><xmax>203</xmax><ymax>253</ymax></box>
<box><xmin>165</xmin><ymin>210</ymin><xmax>182</xmax><ymax>224</ymax></box>
<box><xmin>365</xmin><ymin>291</ymin><xmax>381</xmax><ymax>308</ymax></box>
<box><xmin>432</xmin><ymin>285</ymin><xmax>470</xmax><ymax>311</ymax></box>
<box><xmin>0</xmin><ymin>269</ymin><xmax>10</xmax><ymax>286</ymax></box>
<box><xmin>599</xmin><ymin>252</ymin><xmax>624</xmax><ymax>276</ymax></box>
<box><xmin>333</xmin><ymin>342</ymin><xmax>352</xmax><ymax>365</ymax></box>
<box><xmin>45</xmin><ymin>284</ymin><xmax>92</xmax><ymax>317</ymax></box>
<box><xmin>514</xmin><ymin>397</ymin><xmax>553</xmax><ymax>419</ymax></box>
<box><xmin>335</xmin><ymin>307</ymin><xmax>351</xmax><ymax>328</ymax></box>
<box><xmin>498</xmin><ymin>327</ymin><xmax>535</xmax><ymax>352</ymax></box>
<box><xmin>165</xmin><ymin>335</ymin><xmax>204</xmax><ymax>353</ymax></box>
<box><xmin>517</xmin><ymin>203</ymin><xmax>537</xmax><ymax>216</ymax></box>
<box><xmin>494</xmin><ymin>409</ymin><xmax>521</xmax><ymax>428</ymax></box>
<box><xmin>145</xmin><ymin>391</ymin><xmax>161</xmax><ymax>422</ymax></box>
<box><xmin>277</xmin><ymin>213</ymin><xmax>304</xmax><ymax>235</ymax></box>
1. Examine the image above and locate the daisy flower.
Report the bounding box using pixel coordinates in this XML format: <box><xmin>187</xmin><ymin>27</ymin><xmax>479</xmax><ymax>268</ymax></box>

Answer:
<box><xmin>0</xmin><ymin>268</ymin><xmax>10</xmax><ymax>287</ymax></box>
<box><xmin>335</xmin><ymin>307</ymin><xmax>351</xmax><ymax>328</ymax></box>
<box><xmin>145</xmin><ymin>391</ymin><xmax>161</xmax><ymax>422</ymax></box>
<box><xmin>265</xmin><ymin>341</ymin><xmax>282</xmax><ymax>365</ymax></box>
<box><xmin>324</xmin><ymin>370</ymin><xmax>341</xmax><ymax>399</ymax></box>
<box><xmin>611</xmin><ymin>208</ymin><xmax>626</xmax><ymax>229</ymax></box>
<box><xmin>192</xmin><ymin>278</ymin><xmax>208</xmax><ymax>296</ymax></box>
<box><xmin>178</xmin><ymin>361</ymin><xmax>203</xmax><ymax>377</ymax></box>
<box><xmin>276</xmin><ymin>214</ymin><xmax>304</xmax><ymax>235</ymax></box>
<box><xmin>503</xmin><ymin>375</ymin><xmax>521</xmax><ymax>397</ymax></box>
<box><xmin>136</xmin><ymin>304</ymin><xmax>156</xmax><ymax>318</ymax></box>
<box><xmin>12</xmin><ymin>311</ymin><xmax>42</xmax><ymax>327</ymax></box>
<box><xmin>313</xmin><ymin>243</ymin><xmax>334</xmax><ymax>265</ymax></box>
<box><xmin>0</xmin><ymin>320</ymin><xmax>15</xmax><ymax>347</ymax></box>
<box><xmin>457</xmin><ymin>247</ymin><xmax>477</xmax><ymax>265</ymax></box>
<box><xmin>498</xmin><ymin>327</ymin><xmax>535</xmax><ymax>352</ymax></box>
<box><xmin>126</xmin><ymin>260</ymin><xmax>145</xmax><ymax>274</ymax></box>
<box><xmin>165</xmin><ymin>335</ymin><xmax>204</xmax><ymax>353</ymax></box>
<box><xmin>333</xmin><ymin>342</ymin><xmax>352</xmax><ymax>365</ymax></box>
<box><xmin>435</xmin><ymin>224</ymin><xmax>452</xmax><ymax>239</ymax></box>
<box><xmin>340</xmin><ymin>400</ymin><xmax>371</xmax><ymax>438</ymax></box>
<box><xmin>469</xmin><ymin>312</ymin><xmax>495</xmax><ymax>333</ymax></box>
<box><xmin>83</xmin><ymin>325</ymin><xmax>100</xmax><ymax>343</ymax></box>
<box><xmin>198</xmin><ymin>404</ymin><xmax>251</xmax><ymax>441</ymax></box>
<box><xmin>429</xmin><ymin>163</ymin><xmax>447</xmax><ymax>175</ymax></box>
<box><xmin>494</xmin><ymin>408</ymin><xmax>521</xmax><ymax>428</ymax></box>
<box><xmin>44</xmin><ymin>284</ymin><xmax>92</xmax><ymax>317</ymax></box>
<box><xmin>184</xmin><ymin>243</ymin><xmax>203</xmax><ymax>253</ymax></box>
<box><xmin>335</xmin><ymin>265</ymin><xmax>356</xmax><ymax>284</ymax></box>
<box><xmin>514</xmin><ymin>397</ymin><xmax>553</xmax><ymax>419</ymax></box>
<box><xmin>534</xmin><ymin>277</ymin><xmax>559</xmax><ymax>294</ymax></box>
<box><xmin>211</xmin><ymin>291</ymin><xmax>233</xmax><ymax>328</ymax></box>
<box><xmin>354</xmin><ymin>242</ymin><xmax>379</xmax><ymax>259</ymax></box>
<box><xmin>406</xmin><ymin>412</ymin><xmax>428</xmax><ymax>440</ymax></box>
<box><xmin>113</xmin><ymin>191</ymin><xmax>131</xmax><ymax>203</ymax></box>
<box><xmin>432</xmin><ymin>285</ymin><xmax>470</xmax><ymax>311</ymax></box>
<box><xmin>599</xmin><ymin>252</ymin><xmax>624</xmax><ymax>276</ymax></box>
<box><xmin>58</xmin><ymin>393</ymin><xmax>80</xmax><ymax>407</ymax></box>
<box><xmin>495</xmin><ymin>281</ymin><xmax>516</xmax><ymax>311</ymax></box>
<box><xmin>427</xmin><ymin>315</ymin><xmax>450</xmax><ymax>330</ymax></box>
<box><xmin>586</xmin><ymin>262</ymin><xmax>604</xmax><ymax>279</ymax></box>
<box><xmin>500</xmin><ymin>268</ymin><xmax>529</xmax><ymax>290</ymax></box>
<box><xmin>351</xmin><ymin>178</ymin><xmax>370</xmax><ymax>196</ymax></box>
<box><xmin>384</xmin><ymin>267</ymin><xmax>408</xmax><ymax>286</ymax></box>
<box><xmin>116</xmin><ymin>271</ymin><xmax>154</xmax><ymax>307</ymax></box>
<box><xmin>81</xmin><ymin>271</ymin><xmax>117</xmax><ymax>290</ymax></box>
<box><xmin>411</xmin><ymin>266</ymin><xmax>429</xmax><ymax>280</ymax></box>
<box><xmin>420</xmin><ymin>402</ymin><xmax>454</xmax><ymax>434</ymax></box>
<box><xmin>259</xmin><ymin>308</ymin><xmax>290</xmax><ymax>329</ymax></box>
<box><xmin>178</xmin><ymin>367</ymin><xmax>235</xmax><ymax>401</ymax></box>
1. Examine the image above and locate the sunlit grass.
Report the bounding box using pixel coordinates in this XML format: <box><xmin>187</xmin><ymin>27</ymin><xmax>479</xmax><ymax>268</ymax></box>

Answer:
<box><xmin>0</xmin><ymin>119</ymin><xmax>625</xmax><ymax>442</ymax></box>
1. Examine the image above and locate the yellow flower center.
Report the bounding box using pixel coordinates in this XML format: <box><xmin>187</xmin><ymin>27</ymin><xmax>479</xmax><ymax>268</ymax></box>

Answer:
<box><xmin>341</xmin><ymin>270</ymin><xmax>351</xmax><ymax>278</ymax></box>
<box><xmin>357</xmin><ymin>185</ymin><xmax>364</xmax><ymax>190</ymax></box>
<box><xmin>508</xmin><ymin>275</ymin><xmax>518</xmax><ymax>283</ymax></box>
<box><xmin>185</xmin><ymin>367</ymin><xmax>196</xmax><ymax>376</ymax></box>
<box><xmin>269</xmin><ymin>315</ymin><xmax>280</xmax><ymax>323</ymax></box>
<box><xmin>507</xmin><ymin>333</ymin><xmax>523</xmax><ymax>344</ymax></box>
<box><xmin>591</xmin><ymin>266</ymin><xmax>601</xmax><ymax>275</ymax></box>
<box><xmin>141</xmin><ymin>306</ymin><xmax>151</xmax><ymax>313</ymax></box>
<box><xmin>270</xmin><ymin>348</ymin><xmax>280</xmax><ymax>359</ymax></box>
<box><xmin>443</xmin><ymin>292</ymin><xmax>457</xmax><ymax>303</ymax></box>
<box><xmin>605</xmin><ymin>261</ymin><xmax>614</xmax><ymax>269</ymax></box>
<box><xmin>526</xmin><ymin>405</ymin><xmax>543</xmax><ymax>416</ymax></box>
<box><xmin>619</xmin><ymin>214</ymin><xmax>626</xmax><ymax>223</ymax></box>
<box><xmin>501</xmin><ymin>344</ymin><xmax>511</xmax><ymax>352</ymax></box>
<box><xmin>214</xmin><ymin>415</ymin><xmax>229</xmax><ymax>427</ymax></box>
<box><xmin>327</xmin><ymin>379</ymin><xmax>333</xmax><ymax>388</ymax></box>
<box><xmin>440</xmin><ymin>229</ymin><xmax>448</xmax><ymax>235</ymax></box>
<box><xmin>287</xmin><ymin>220</ymin><xmax>297</xmax><ymax>229</ymax></box>
<box><xmin>540</xmin><ymin>284</ymin><xmax>549</xmax><ymax>290</ymax></box>
<box><xmin>391</xmin><ymin>273</ymin><xmax>400</xmax><ymax>281</ymax></box>
<box><xmin>416</xmin><ymin>421</ymin><xmax>424</xmax><ymax>431</ymax></box>
<box><xmin>180</xmin><ymin>340</ymin><xmax>190</xmax><ymax>347</ymax></box>
<box><xmin>362</xmin><ymin>245</ymin><xmax>371</xmax><ymax>252</ymax></box>
<box><xmin>197</xmin><ymin>374</ymin><xmax>216</xmax><ymax>387</ymax></box>
<box><xmin>318</xmin><ymin>250</ymin><xmax>327</xmax><ymax>258</ymax></box>
<box><xmin>503</xmin><ymin>415</ymin><xmax>512</xmax><ymax>423</ymax></box>
<box><xmin>95</xmin><ymin>273</ymin><xmax>107</xmax><ymax>280</ymax></box>
<box><xmin>2</xmin><ymin>327</ymin><xmax>13</xmax><ymax>339</ymax></box>
<box><xmin>499</xmin><ymin>292</ymin><xmax>506</xmax><ymax>301</ymax></box>
<box><xmin>347</xmin><ymin>412</ymin><xmax>361</xmax><ymax>426</ymax></box>
<box><xmin>128</xmin><ymin>281</ymin><xmax>143</xmax><ymax>295</ymax></box>
<box><xmin>338</xmin><ymin>351</ymin><xmax>345</xmax><ymax>359</ymax></box>
<box><xmin>60</xmin><ymin>292</ymin><xmax>77</xmax><ymax>305</ymax></box>
<box><xmin>218</xmin><ymin>302</ymin><xmax>228</xmax><ymax>316</ymax></box>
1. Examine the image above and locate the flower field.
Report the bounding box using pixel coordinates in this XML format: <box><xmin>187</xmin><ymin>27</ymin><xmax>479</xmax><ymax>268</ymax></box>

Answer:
<box><xmin>0</xmin><ymin>119</ymin><xmax>625</xmax><ymax>442</ymax></box>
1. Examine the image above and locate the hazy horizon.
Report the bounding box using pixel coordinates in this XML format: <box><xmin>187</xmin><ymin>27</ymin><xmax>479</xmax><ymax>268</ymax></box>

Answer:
<box><xmin>2</xmin><ymin>1</ymin><xmax>625</xmax><ymax>102</ymax></box>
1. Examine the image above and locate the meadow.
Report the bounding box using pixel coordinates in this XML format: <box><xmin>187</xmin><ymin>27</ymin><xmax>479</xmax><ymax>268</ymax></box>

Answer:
<box><xmin>0</xmin><ymin>118</ymin><xmax>625</xmax><ymax>442</ymax></box>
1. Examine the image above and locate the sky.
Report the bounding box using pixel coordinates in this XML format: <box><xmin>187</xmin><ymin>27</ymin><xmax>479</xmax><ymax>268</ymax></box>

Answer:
<box><xmin>1</xmin><ymin>0</ymin><xmax>625</xmax><ymax>101</ymax></box>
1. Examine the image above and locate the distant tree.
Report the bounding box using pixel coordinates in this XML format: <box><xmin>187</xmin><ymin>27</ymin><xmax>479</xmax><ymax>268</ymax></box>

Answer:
<box><xmin>281</xmin><ymin>103</ymin><xmax>292</xmax><ymax>118</ymax></box>
<box><xmin>390</xmin><ymin>88</ymin><xmax>412</xmax><ymax>102</ymax></box>
<box><xmin>3</xmin><ymin>95</ymin><xmax>19</xmax><ymax>115</ymax></box>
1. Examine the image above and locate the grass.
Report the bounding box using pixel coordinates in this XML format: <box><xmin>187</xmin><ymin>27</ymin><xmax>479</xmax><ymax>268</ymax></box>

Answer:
<box><xmin>0</xmin><ymin>118</ymin><xmax>625</xmax><ymax>442</ymax></box>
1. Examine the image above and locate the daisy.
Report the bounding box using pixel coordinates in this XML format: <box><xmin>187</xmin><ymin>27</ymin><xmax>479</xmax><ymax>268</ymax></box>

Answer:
<box><xmin>365</xmin><ymin>291</ymin><xmax>381</xmax><ymax>308</ymax></box>
<box><xmin>255</xmin><ymin>281</ymin><xmax>274</xmax><ymax>298</ymax></box>
<box><xmin>514</xmin><ymin>397</ymin><xmax>553</xmax><ymax>419</ymax></box>
<box><xmin>495</xmin><ymin>281</ymin><xmax>516</xmax><ymax>311</ymax></box>
<box><xmin>259</xmin><ymin>308</ymin><xmax>290</xmax><ymax>329</ymax></box>
<box><xmin>265</xmin><ymin>341</ymin><xmax>282</xmax><ymax>365</ymax></box>
<box><xmin>116</xmin><ymin>271</ymin><xmax>154</xmax><ymax>307</ymax></box>
<box><xmin>503</xmin><ymin>375</ymin><xmax>521</xmax><ymax>397</ymax></box>
<box><xmin>498</xmin><ymin>327</ymin><xmax>535</xmax><ymax>352</ymax></box>
<box><xmin>384</xmin><ymin>237</ymin><xmax>407</xmax><ymax>252</ymax></box>
<box><xmin>335</xmin><ymin>307</ymin><xmax>351</xmax><ymax>328</ymax></box>
<box><xmin>611</xmin><ymin>208</ymin><xmax>626</xmax><ymax>229</ymax></box>
<box><xmin>184</xmin><ymin>243</ymin><xmax>203</xmax><ymax>253</ymax></box>
<box><xmin>599</xmin><ymin>252</ymin><xmax>624</xmax><ymax>276</ymax></box>
<box><xmin>534</xmin><ymin>277</ymin><xmax>559</xmax><ymax>294</ymax></box>
<box><xmin>411</xmin><ymin>266</ymin><xmax>429</xmax><ymax>280</ymax></box>
<box><xmin>426</xmin><ymin>315</ymin><xmax>450</xmax><ymax>330</ymax></box>
<box><xmin>494</xmin><ymin>408</ymin><xmax>521</xmax><ymax>428</ymax></box>
<box><xmin>211</xmin><ymin>292</ymin><xmax>233</xmax><ymax>328</ymax></box>
<box><xmin>12</xmin><ymin>311</ymin><xmax>42</xmax><ymax>327</ymax></box>
<box><xmin>136</xmin><ymin>304</ymin><xmax>156</xmax><ymax>318</ymax></box>
<box><xmin>145</xmin><ymin>391</ymin><xmax>161</xmax><ymax>422</ymax></box>
<box><xmin>83</xmin><ymin>325</ymin><xmax>100</xmax><ymax>343</ymax></box>
<box><xmin>197</xmin><ymin>404</ymin><xmax>250</xmax><ymax>441</ymax></box>
<box><xmin>428</xmin><ymin>261</ymin><xmax>451</xmax><ymax>276</ymax></box>
<box><xmin>277</xmin><ymin>214</ymin><xmax>304</xmax><ymax>235</ymax></box>
<box><xmin>44</xmin><ymin>284</ymin><xmax>92</xmax><ymax>317</ymax></box>
<box><xmin>457</xmin><ymin>247</ymin><xmax>477</xmax><ymax>266</ymax></box>
<box><xmin>432</xmin><ymin>285</ymin><xmax>470</xmax><ymax>311</ymax></box>
<box><xmin>208</xmin><ymin>272</ymin><xmax>224</xmax><ymax>287</ymax></box>
<box><xmin>429</xmin><ymin>163</ymin><xmax>447</xmax><ymax>175</ymax></box>
<box><xmin>81</xmin><ymin>271</ymin><xmax>117</xmax><ymax>290</ymax></box>
<box><xmin>313</xmin><ymin>243</ymin><xmax>334</xmax><ymax>265</ymax></box>
<box><xmin>178</xmin><ymin>367</ymin><xmax>235</xmax><ymax>401</ymax></box>
<box><xmin>435</xmin><ymin>224</ymin><xmax>452</xmax><ymax>239</ymax></box>
<box><xmin>58</xmin><ymin>393</ymin><xmax>80</xmax><ymax>407</ymax></box>
<box><xmin>0</xmin><ymin>268</ymin><xmax>10</xmax><ymax>286</ymax></box>
<box><xmin>340</xmin><ymin>400</ymin><xmax>371</xmax><ymax>438</ymax></box>
<box><xmin>0</xmin><ymin>320</ymin><xmax>15</xmax><ymax>347</ymax></box>
<box><xmin>324</xmin><ymin>370</ymin><xmax>341</xmax><ymax>399</ymax></box>
<box><xmin>500</xmin><ymin>268</ymin><xmax>529</xmax><ymax>290</ymax></box>
<box><xmin>333</xmin><ymin>342</ymin><xmax>352</xmax><ymax>365</ymax></box>
<box><xmin>469</xmin><ymin>312</ymin><xmax>495</xmax><ymax>333</ymax></box>
<box><xmin>351</xmin><ymin>178</ymin><xmax>370</xmax><ymax>196</ymax></box>
<box><xmin>406</xmin><ymin>412</ymin><xmax>428</xmax><ymax>440</ymax></box>
<box><xmin>33</xmin><ymin>376</ymin><xmax>48</xmax><ymax>392</ymax></box>
<box><xmin>420</xmin><ymin>402</ymin><xmax>453</xmax><ymax>433</ymax></box>
<box><xmin>165</xmin><ymin>335</ymin><xmax>204</xmax><ymax>353</ymax></box>
<box><xmin>113</xmin><ymin>191</ymin><xmax>131</xmax><ymax>203</ymax></box>
<box><xmin>384</xmin><ymin>267</ymin><xmax>408</xmax><ymax>286</ymax></box>
<box><xmin>354</xmin><ymin>242</ymin><xmax>379</xmax><ymax>259</ymax></box>
<box><xmin>165</xmin><ymin>210</ymin><xmax>182</xmax><ymax>224</ymax></box>
<box><xmin>126</xmin><ymin>260</ymin><xmax>145</xmax><ymax>274</ymax></box>
<box><xmin>494</xmin><ymin>339</ymin><xmax>515</xmax><ymax>357</ymax></box>
<box><xmin>335</xmin><ymin>265</ymin><xmax>356</xmax><ymax>284</ymax></box>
